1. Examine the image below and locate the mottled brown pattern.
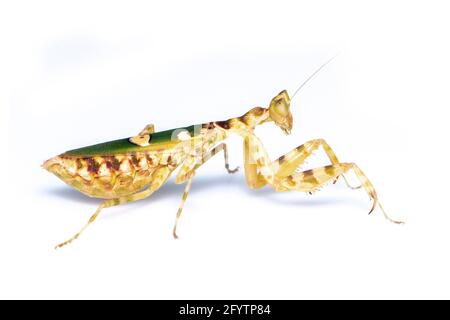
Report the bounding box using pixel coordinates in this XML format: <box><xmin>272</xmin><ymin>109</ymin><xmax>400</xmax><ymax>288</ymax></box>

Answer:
<box><xmin>324</xmin><ymin>165</ymin><xmax>335</xmax><ymax>176</ymax></box>
<box><xmin>44</xmin><ymin>150</ymin><xmax>183</xmax><ymax>199</ymax></box>
<box><xmin>215</xmin><ymin>120</ymin><xmax>231</xmax><ymax>129</ymax></box>
<box><xmin>105</xmin><ymin>157</ymin><xmax>113</xmax><ymax>170</ymax></box>
<box><xmin>86</xmin><ymin>158</ymin><xmax>100</xmax><ymax>174</ymax></box>
<box><xmin>76</xmin><ymin>159</ymin><xmax>83</xmax><ymax>170</ymax></box>
<box><xmin>251</xmin><ymin>107</ymin><xmax>265</xmax><ymax>116</ymax></box>
<box><xmin>146</xmin><ymin>154</ymin><xmax>153</xmax><ymax>165</ymax></box>
<box><xmin>112</xmin><ymin>157</ymin><xmax>121</xmax><ymax>171</ymax></box>
<box><xmin>203</xmin><ymin>122</ymin><xmax>215</xmax><ymax>130</ymax></box>
<box><xmin>131</xmin><ymin>155</ymin><xmax>140</xmax><ymax>166</ymax></box>
<box><xmin>238</xmin><ymin>115</ymin><xmax>247</xmax><ymax>125</ymax></box>
<box><xmin>302</xmin><ymin>175</ymin><xmax>319</xmax><ymax>185</ymax></box>
<box><xmin>303</xmin><ymin>169</ymin><xmax>314</xmax><ymax>177</ymax></box>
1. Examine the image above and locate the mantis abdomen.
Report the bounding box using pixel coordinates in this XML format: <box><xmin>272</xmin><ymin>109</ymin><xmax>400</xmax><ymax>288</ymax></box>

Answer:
<box><xmin>43</xmin><ymin>152</ymin><xmax>181</xmax><ymax>199</ymax></box>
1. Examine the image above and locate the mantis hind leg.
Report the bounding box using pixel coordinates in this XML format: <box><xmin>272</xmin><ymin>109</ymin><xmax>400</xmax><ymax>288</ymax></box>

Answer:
<box><xmin>55</xmin><ymin>167</ymin><xmax>172</xmax><ymax>249</ymax></box>
<box><xmin>172</xmin><ymin>174</ymin><xmax>194</xmax><ymax>239</ymax></box>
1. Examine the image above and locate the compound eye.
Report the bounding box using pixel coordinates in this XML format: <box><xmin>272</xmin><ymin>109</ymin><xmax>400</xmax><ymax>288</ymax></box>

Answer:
<box><xmin>275</xmin><ymin>100</ymin><xmax>289</xmax><ymax>116</ymax></box>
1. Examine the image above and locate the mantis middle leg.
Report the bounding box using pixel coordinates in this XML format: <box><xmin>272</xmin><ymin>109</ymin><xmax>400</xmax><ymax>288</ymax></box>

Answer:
<box><xmin>172</xmin><ymin>143</ymin><xmax>239</xmax><ymax>238</ymax></box>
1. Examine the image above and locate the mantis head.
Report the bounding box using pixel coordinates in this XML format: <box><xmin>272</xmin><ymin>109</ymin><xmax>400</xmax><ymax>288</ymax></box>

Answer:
<box><xmin>267</xmin><ymin>55</ymin><xmax>338</xmax><ymax>135</ymax></box>
<box><xmin>268</xmin><ymin>90</ymin><xmax>292</xmax><ymax>135</ymax></box>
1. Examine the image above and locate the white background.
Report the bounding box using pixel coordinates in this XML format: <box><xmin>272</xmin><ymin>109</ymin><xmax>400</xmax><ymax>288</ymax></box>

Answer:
<box><xmin>1</xmin><ymin>1</ymin><xmax>449</xmax><ymax>299</ymax></box>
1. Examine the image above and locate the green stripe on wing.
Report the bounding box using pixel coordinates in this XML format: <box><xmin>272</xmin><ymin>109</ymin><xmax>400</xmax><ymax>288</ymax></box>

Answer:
<box><xmin>64</xmin><ymin>125</ymin><xmax>198</xmax><ymax>156</ymax></box>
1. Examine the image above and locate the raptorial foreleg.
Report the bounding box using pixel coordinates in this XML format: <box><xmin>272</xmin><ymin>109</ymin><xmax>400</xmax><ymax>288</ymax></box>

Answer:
<box><xmin>275</xmin><ymin>163</ymin><xmax>403</xmax><ymax>224</ymax></box>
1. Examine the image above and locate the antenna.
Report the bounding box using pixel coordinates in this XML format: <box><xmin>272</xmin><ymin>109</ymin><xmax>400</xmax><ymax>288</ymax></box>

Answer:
<box><xmin>291</xmin><ymin>54</ymin><xmax>339</xmax><ymax>100</ymax></box>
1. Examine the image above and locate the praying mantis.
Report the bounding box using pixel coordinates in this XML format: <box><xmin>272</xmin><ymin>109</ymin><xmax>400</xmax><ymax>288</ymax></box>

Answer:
<box><xmin>43</xmin><ymin>57</ymin><xmax>403</xmax><ymax>249</ymax></box>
